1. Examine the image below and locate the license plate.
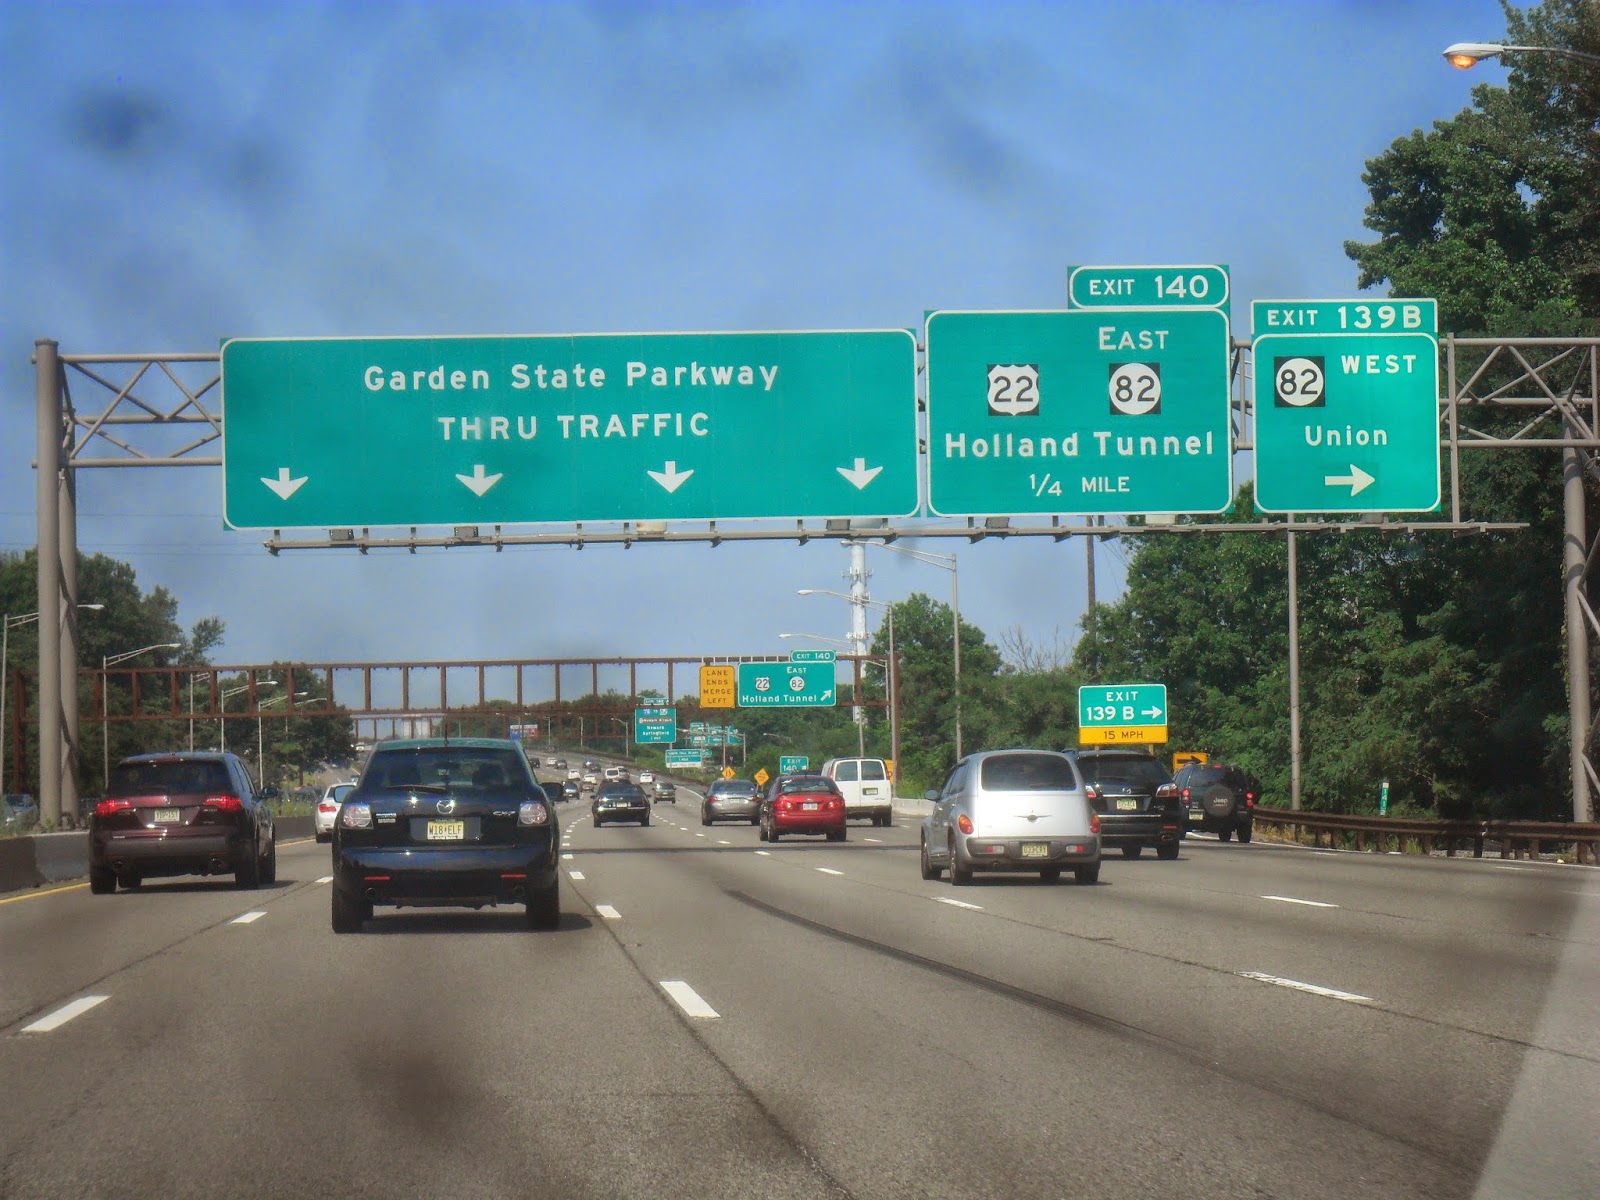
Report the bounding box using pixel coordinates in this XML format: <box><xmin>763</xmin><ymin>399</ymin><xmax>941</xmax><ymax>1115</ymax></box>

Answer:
<box><xmin>153</xmin><ymin>808</ymin><xmax>181</xmax><ymax>824</ymax></box>
<box><xmin>802</xmin><ymin>802</ymin><xmax>819</xmax><ymax>811</ymax></box>
<box><xmin>1116</xmin><ymin>799</ymin><xmax>1138</xmax><ymax>812</ymax></box>
<box><xmin>862</xmin><ymin>787</ymin><xmax>879</xmax><ymax>796</ymax></box>
<box><xmin>1020</xmin><ymin>842</ymin><xmax>1049</xmax><ymax>858</ymax></box>
<box><xmin>426</xmin><ymin>819</ymin><xmax>465</xmax><ymax>841</ymax></box>
<box><xmin>1188</xmin><ymin>811</ymin><xmax>1204</xmax><ymax>821</ymax></box>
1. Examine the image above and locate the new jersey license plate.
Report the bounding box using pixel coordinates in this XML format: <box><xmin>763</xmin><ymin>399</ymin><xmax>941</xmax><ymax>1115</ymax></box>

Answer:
<box><xmin>426</xmin><ymin>819</ymin><xmax>465</xmax><ymax>841</ymax></box>
<box><xmin>1020</xmin><ymin>842</ymin><xmax>1049</xmax><ymax>858</ymax></box>
<box><xmin>1116</xmin><ymin>799</ymin><xmax>1138</xmax><ymax>811</ymax></box>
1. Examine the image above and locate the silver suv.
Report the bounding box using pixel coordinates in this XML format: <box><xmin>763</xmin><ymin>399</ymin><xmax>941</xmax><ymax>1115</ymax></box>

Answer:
<box><xmin>920</xmin><ymin>750</ymin><xmax>1101</xmax><ymax>885</ymax></box>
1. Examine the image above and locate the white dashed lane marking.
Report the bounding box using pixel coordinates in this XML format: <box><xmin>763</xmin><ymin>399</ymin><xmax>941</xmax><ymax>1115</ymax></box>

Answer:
<box><xmin>717</xmin><ymin>839</ymin><xmax>732</xmax><ymax>845</ymax></box>
<box><xmin>660</xmin><ymin>981</ymin><xmax>719</xmax><ymax>1019</ymax></box>
<box><xmin>231</xmin><ymin>911</ymin><xmax>266</xmax><ymax>925</ymax></box>
<box><xmin>569</xmin><ymin>871</ymin><xmax>585</xmax><ymax>881</ymax></box>
<box><xmin>1238</xmin><ymin>971</ymin><xmax>1374</xmax><ymax>1004</ymax></box>
<box><xmin>596</xmin><ymin>904</ymin><xmax>622</xmax><ymax>920</ymax></box>
<box><xmin>865</xmin><ymin>838</ymin><xmax>883</xmax><ymax>844</ymax></box>
<box><xmin>754</xmin><ymin>850</ymin><xmax>770</xmax><ymax>857</ymax></box>
<box><xmin>816</xmin><ymin>868</ymin><xmax>843</xmax><ymax>876</ymax></box>
<box><xmin>315</xmin><ymin>875</ymin><xmax>333</xmax><ymax>884</ymax></box>
<box><xmin>23</xmin><ymin>995</ymin><xmax>109</xmax><ymax>1033</ymax></box>
<box><xmin>1261</xmin><ymin>895</ymin><xmax>1339</xmax><ymax>909</ymax></box>
<box><xmin>934</xmin><ymin>896</ymin><xmax>982</xmax><ymax>911</ymax></box>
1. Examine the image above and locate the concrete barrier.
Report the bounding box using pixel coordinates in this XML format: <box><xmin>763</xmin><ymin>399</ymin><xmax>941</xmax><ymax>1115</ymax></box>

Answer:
<box><xmin>0</xmin><ymin>816</ymin><xmax>314</xmax><ymax>895</ymax></box>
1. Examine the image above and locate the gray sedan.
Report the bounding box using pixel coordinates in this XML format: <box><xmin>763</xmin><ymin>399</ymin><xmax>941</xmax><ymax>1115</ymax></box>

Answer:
<box><xmin>701</xmin><ymin>779</ymin><xmax>761</xmax><ymax>826</ymax></box>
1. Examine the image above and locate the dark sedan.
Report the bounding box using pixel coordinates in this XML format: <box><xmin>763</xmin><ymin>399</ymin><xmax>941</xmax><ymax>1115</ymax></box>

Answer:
<box><xmin>331</xmin><ymin>738</ymin><xmax>560</xmax><ymax>932</ymax></box>
<box><xmin>592</xmin><ymin>782</ymin><xmax>651</xmax><ymax>827</ymax></box>
<box><xmin>90</xmin><ymin>752</ymin><xmax>276</xmax><ymax>892</ymax></box>
<box><xmin>702</xmin><ymin>778</ymin><xmax>761</xmax><ymax>826</ymax></box>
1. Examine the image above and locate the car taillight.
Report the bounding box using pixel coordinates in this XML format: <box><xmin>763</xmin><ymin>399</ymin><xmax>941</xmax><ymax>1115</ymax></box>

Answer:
<box><xmin>95</xmin><ymin>797</ymin><xmax>134</xmax><ymax>816</ymax></box>
<box><xmin>1246</xmin><ymin>795</ymin><xmax>1256</xmax><ymax>808</ymax></box>
<box><xmin>1090</xmin><ymin>812</ymin><xmax>1101</xmax><ymax>834</ymax></box>
<box><xmin>1181</xmin><ymin>787</ymin><xmax>1191</xmax><ymax>801</ymax></box>
<box><xmin>203</xmin><ymin>794</ymin><xmax>243</xmax><ymax>811</ymax></box>
<box><xmin>957</xmin><ymin>813</ymin><xmax>974</xmax><ymax>834</ymax></box>
<box><xmin>341</xmin><ymin>803</ymin><xmax>373</xmax><ymax>829</ymax></box>
<box><xmin>1156</xmin><ymin>783</ymin><xmax>1178</xmax><ymax>799</ymax></box>
<box><xmin>518</xmin><ymin>801</ymin><xmax>549</xmax><ymax>826</ymax></box>
<box><xmin>1084</xmin><ymin>784</ymin><xmax>1100</xmax><ymax>802</ymax></box>
<box><xmin>318</xmin><ymin>802</ymin><xmax>339</xmax><ymax>813</ymax></box>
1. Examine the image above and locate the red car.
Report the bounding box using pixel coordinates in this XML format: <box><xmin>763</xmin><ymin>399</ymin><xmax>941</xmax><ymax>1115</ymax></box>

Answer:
<box><xmin>759</xmin><ymin>775</ymin><xmax>847</xmax><ymax>843</ymax></box>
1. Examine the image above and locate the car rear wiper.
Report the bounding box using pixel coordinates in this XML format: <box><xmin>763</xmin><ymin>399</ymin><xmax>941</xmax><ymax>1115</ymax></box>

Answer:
<box><xmin>390</xmin><ymin>782</ymin><xmax>450</xmax><ymax>794</ymax></box>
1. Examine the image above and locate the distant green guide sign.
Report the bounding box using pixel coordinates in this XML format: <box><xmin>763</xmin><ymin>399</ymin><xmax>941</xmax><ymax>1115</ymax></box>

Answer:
<box><xmin>736</xmin><ymin>661</ymin><xmax>836</xmax><ymax>707</ymax></box>
<box><xmin>221</xmin><ymin>331</ymin><xmax>918</xmax><ymax>529</ymax></box>
<box><xmin>665</xmin><ymin>748</ymin><xmax>704</xmax><ymax>768</ymax></box>
<box><xmin>924</xmin><ymin>309</ymin><xmax>1233</xmax><ymax>517</ymax></box>
<box><xmin>1251</xmin><ymin>300</ymin><xmax>1440</xmax><ymax>514</ymax></box>
<box><xmin>779</xmin><ymin>755</ymin><xmax>810</xmax><ymax>773</ymax></box>
<box><xmin>1068</xmin><ymin>265</ymin><xmax>1229</xmax><ymax>310</ymax></box>
<box><xmin>788</xmin><ymin>649</ymin><xmax>836</xmax><ymax>663</ymax></box>
<box><xmin>633</xmin><ymin>706</ymin><xmax>677</xmax><ymax>744</ymax></box>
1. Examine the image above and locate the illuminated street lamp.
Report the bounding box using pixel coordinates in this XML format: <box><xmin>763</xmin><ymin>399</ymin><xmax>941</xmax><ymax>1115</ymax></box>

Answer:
<box><xmin>1</xmin><ymin>604</ymin><xmax>105</xmax><ymax>795</ymax></box>
<box><xmin>1442</xmin><ymin>41</ymin><xmax>1600</xmax><ymax>69</ymax></box>
<box><xmin>101</xmin><ymin>642</ymin><xmax>181</xmax><ymax>788</ymax></box>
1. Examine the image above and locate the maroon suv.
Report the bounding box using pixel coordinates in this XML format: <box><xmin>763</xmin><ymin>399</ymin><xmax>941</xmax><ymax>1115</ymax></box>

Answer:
<box><xmin>90</xmin><ymin>752</ymin><xmax>276</xmax><ymax>893</ymax></box>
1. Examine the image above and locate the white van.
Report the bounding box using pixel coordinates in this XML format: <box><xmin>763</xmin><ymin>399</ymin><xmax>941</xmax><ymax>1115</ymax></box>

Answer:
<box><xmin>819</xmin><ymin>757</ymin><xmax>893</xmax><ymax>826</ymax></box>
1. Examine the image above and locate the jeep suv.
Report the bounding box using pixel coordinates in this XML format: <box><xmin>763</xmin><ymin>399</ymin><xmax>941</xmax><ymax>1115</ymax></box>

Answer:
<box><xmin>1064</xmin><ymin>749</ymin><xmax>1183</xmax><ymax>860</ymax></box>
<box><xmin>1172</xmin><ymin>762</ymin><xmax>1257</xmax><ymax>843</ymax></box>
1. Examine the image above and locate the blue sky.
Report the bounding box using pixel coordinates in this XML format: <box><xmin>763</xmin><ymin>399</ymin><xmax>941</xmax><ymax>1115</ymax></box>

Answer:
<box><xmin>0</xmin><ymin>0</ymin><xmax>1513</xmax><ymax>682</ymax></box>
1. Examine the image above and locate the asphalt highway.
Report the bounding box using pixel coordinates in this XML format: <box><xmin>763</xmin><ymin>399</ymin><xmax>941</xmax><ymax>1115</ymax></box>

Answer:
<box><xmin>2</xmin><ymin>788</ymin><xmax>1596</xmax><ymax>1199</ymax></box>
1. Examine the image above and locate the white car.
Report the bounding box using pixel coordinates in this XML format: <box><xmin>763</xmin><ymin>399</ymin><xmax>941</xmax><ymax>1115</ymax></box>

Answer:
<box><xmin>314</xmin><ymin>780</ymin><xmax>358</xmax><ymax>843</ymax></box>
<box><xmin>638</xmin><ymin>770</ymin><xmax>656</xmax><ymax>785</ymax></box>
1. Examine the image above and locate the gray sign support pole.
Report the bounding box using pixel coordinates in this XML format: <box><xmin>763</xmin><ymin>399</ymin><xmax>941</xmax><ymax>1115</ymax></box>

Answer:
<box><xmin>1287</xmin><ymin>521</ymin><xmax>1302</xmax><ymax>811</ymax></box>
<box><xmin>59</xmin><ymin>453</ymin><xmax>81</xmax><ymax>823</ymax></box>
<box><xmin>1563</xmin><ymin>445</ymin><xmax>1593</xmax><ymax>823</ymax></box>
<box><xmin>34</xmin><ymin>340</ymin><xmax>62</xmax><ymax>828</ymax></box>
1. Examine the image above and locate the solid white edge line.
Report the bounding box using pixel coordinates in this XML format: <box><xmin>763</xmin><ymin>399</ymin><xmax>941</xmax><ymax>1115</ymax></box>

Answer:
<box><xmin>816</xmin><ymin>867</ymin><xmax>844</xmax><ymax>876</ymax></box>
<box><xmin>23</xmin><ymin>995</ymin><xmax>110</xmax><ymax>1033</ymax></box>
<box><xmin>596</xmin><ymin>904</ymin><xmax>622</xmax><ymax>920</ymax></box>
<box><xmin>660</xmin><ymin>980</ymin><xmax>719</xmax><ymax>1019</ymax></box>
<box><xmin>568</xmin><ymin>870</ymin><xmax>585</xmax><ymax>881</ymax></box>
<box><xmin>231</xmin><ymin>911</ymin><xmax>266</xmax><ymax>924</ymax></box>
<box><xmin>1261</xmin><ymin>894</ymin><xmax>1339</xmax><ymax>908</ymax></box>
<box><xmin>934</xmin><ymin>896</ymin><xmax>982</xmax><ymax>910</ymax></box>
<box><xmin>1238</xmin><ymin>971</ymin><xmax>1374</xmax><ymax>1004</ymax></box>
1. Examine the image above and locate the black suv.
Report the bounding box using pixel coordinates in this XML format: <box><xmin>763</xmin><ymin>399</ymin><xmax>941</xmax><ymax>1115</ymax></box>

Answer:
<box><xmin>1065</xmin><ymin>749</ymin><xmax>1183</xmax><ymax>860</ymax></box>
<box><xmin>1172</xmin><ymin>762</ymin><xmax>1257</xmax><ymax>842</ymax></box>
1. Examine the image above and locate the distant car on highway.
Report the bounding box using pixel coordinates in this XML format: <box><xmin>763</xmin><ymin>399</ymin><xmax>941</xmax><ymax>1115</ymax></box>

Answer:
<box><xmin>592</xmin><ymin>782</ymin><xmax>650</xmax><ymax>827</ymax></box>
<box><xmin>638</xmin><ymin>769</ymin><xmax>656</xmax><ymax>785</ymax></box>
<box><xmin>331</xmin><ymin>737</ymin><xmax>559</xmax><ymax>933</ymax></box>
<box><xmin>602</xmin><ymin>764</ymin><xmax>628</xmax><ymax>784</ymax></box>
<box><xmin>2</xmin><ymin>792</ymin><xmax>38</xmax><ymax>831</ymax></box>
<box><xmin>759</xmin><ymin>774</ymin><xmax>846</xmax><ymax>843</ymax></box>
<box><xmin>702</xmin><ymin>778</ymin><xmax>761</xmax><ymax>826</ymax></box>
<box><xmin>651</xmin><ymin>779</ymin><xmax>676</xmax><ymax>804</ymax></box>
<box><xmin>314</xmin><ymin>780</ymin><xmax>358</xmax><ymax>843</ymax></box>
<box><xmin>581</xmin><ymin>769</ymin><xmax>599</xmax><ymax>791</ymax></box>
<box><xmin>554</xmin><ymin>759</ymin><xmax>567</xmax><ymax>771</ymax></box>
<box><xmin>561</xmin><ymin>779</ymin><xmax>580</xmax><ymax>802</ymax></box>
<box><xmin>90</xmin><ymin>752</ymin><xmax>276</xmax><ymax>893</ymax></box>
<box><xmin>1065</xmin><ymin>749</ymin><xmax>1183</xmax><ymax>860</ymax></box>
<box><xmin>1173</xmin><ymin>762</ymin><xmax>1258</xmax><ymax>842</ymax></box>
<box><xmin>921</xmin><ymin>749</ymin><xmax>1100</xmax><ymax>885</ymax></box>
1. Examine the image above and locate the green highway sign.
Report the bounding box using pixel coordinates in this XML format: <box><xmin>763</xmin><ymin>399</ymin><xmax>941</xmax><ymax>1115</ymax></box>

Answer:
<box><xmin>779</xmin><ymin>755</ymin><xmax>810</xmax><ymax>773</ymax></box>
<box><xmin>221</xmin><ymin>331</ymin><xmax>917</xmax><ymax>529</ymax></box>
<box><xmin>788</xmin><ymin>649</ymin><xmax>835</xmax><ymax>663</ymax></box>
<box><xmin>1078</xmin><ymin>683</ymin><xmax>1169</xmax><ymax>746</ymax></box>
<box><xmin>633</xmin><ymin>706</ymin><xmax>677</xmax><ymax>745</ymax></box>
<box><xmin>664</xmin><ymin>748</ymin><xmax>704</xmax><ymax>768</ymax></box>
<box><xmin>737</xmin><ymin>661</ymin><xmax>836</xmax><ymax>707</ymax></box>
<box><xmin>1068</xmin><ymin>265</ymin><xmax>1229</xmax><ymax>310</ymax></box>
<box><xmin>924</xmin><ymin>309</ymin><xmax>1233</xmax><ymax>517</ymax></box>
<box><xmin>1251</xmin><ymin>300</ymin><xmax>1440</xmax><ymax>514</ymax></box>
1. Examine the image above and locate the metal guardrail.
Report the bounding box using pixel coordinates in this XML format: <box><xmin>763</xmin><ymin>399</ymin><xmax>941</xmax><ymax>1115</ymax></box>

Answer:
<box><xmin>1251</xmin><ymin>808</ymin><xmax>1600</xmax><ymax>866</ymax></box>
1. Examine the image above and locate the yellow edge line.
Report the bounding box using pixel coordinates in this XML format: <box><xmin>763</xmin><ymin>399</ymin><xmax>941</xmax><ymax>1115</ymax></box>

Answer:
<box><xmin>0</xmin><ymin>882</ymin><xmax>88</xmax><ymax>905</ymax></box>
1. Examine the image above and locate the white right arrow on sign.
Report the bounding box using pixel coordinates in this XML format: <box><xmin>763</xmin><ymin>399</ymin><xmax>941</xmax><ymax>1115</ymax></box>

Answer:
<box><xmin>837</xmin><ymin>458</ymin><xmax>883</xmax><ymax>490</ymax></box>
<box><xmin>1325</xmin><ymin>464</ymin><xmax>1375</xmax><ymax>496</ymax></box>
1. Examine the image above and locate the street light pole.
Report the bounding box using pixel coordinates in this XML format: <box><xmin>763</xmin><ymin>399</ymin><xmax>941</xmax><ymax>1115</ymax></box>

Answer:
<box><xmin>101</xmin><ymin>642</ymin><xmax>181</xmax><ymax>793</ymax></box>
<box><xmin>2</xmin><ymin>604</ymin><xmax>104</xmax><ymax>797</ymax></box>
<box><xmin>1442</xmin><ymin>41</ymin><xmax>1600</xmax><ymax>68</ymax></box>
<box><xmin>843</xmin><ymin>541</ymin><xmax>962</xmax><ymax>759</ymax></box>
<box><xmin>258</xmin><ymin>691</ymin><xmax>307</xmax><ymax>790</ymax></box>
<box><xmin>795</xmin><ymin>594</ymin><xmax>900</xmax><ymax>772</ymax></box>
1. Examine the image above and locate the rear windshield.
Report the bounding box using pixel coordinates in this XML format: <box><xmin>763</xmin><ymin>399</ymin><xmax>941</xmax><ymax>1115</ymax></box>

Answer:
<box><xmin>109</xmin><ymin>760</ymin><xmax>233</xmax><ymax>797</ymax></box>
<box><xmin>859</xmin><ymin>761</ymin><xmax>887</xmax><ymax>781</ymax></box>
<box><xmin>711</xmin><ymin>781</ymin><xmax>757</xmax><ymax>796</ymax></box>
<box><xmin>1184</xmin><ymin>766</ymin><xmax>1226</xmax><ymax>785</ymax></box>
<box><xmin>777</xmin><ymin>776</ymin><xmax>840</xmax><ymax>795</ymax></box>
<box><xmin>1075</xmin><ymin>755</ymin><xmax>1171</xmax><ymax>788</ymax></box>
<box><xmin>601</xmin><ymin>784</ymin><xmax>645</xmax><ymax>799</ymax></box>
<box><xmin>980</xmin><ymin>754</ymin><xmax>1079</xmax><ymax>791</ymax></box>
<box><xmin>364</xmin><ymin>748</ymin><xmax>529</xmax><ymax>790</ymax></box>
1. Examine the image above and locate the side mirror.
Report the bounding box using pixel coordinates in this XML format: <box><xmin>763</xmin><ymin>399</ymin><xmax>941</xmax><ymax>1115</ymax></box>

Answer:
<box><xmin>260</xmin><ymin>786</ymin><xmax>280</xmax><ymax>800</ymax></box>
<box><xmin>924</xmin><ymin>789</ymin><xmax>940</xmax><ymax>802</ymax></box>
